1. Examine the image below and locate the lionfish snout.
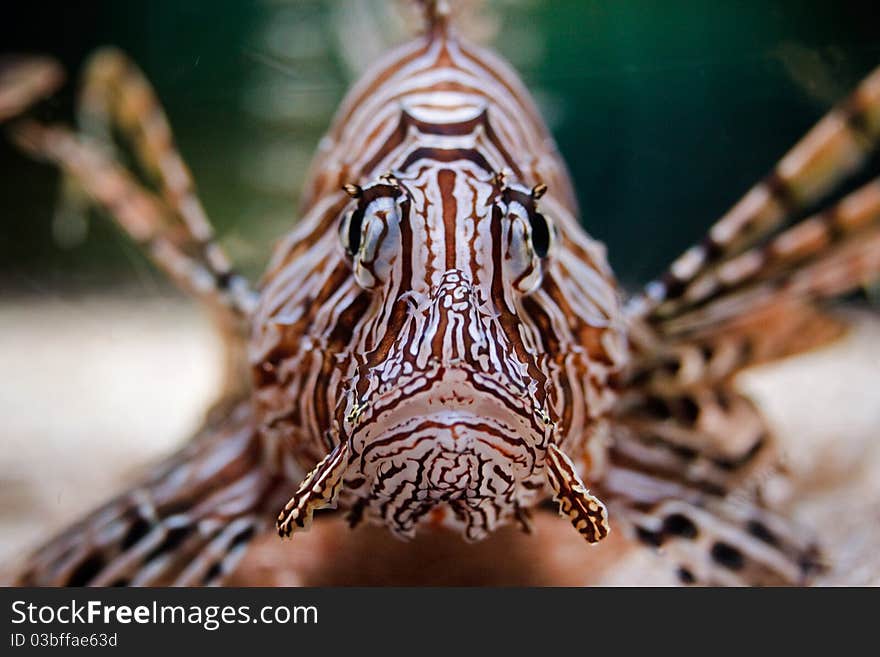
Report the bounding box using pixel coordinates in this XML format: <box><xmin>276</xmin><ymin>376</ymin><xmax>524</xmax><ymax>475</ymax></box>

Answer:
<box><xmin>276</xmin><ymin>272</ymin><xmax>610</xmax><ymax>545</ymax></box>
<box><xmin>326</xmin><ymin>269</ymin><xmax>554</xmax><ymax>539</ymax></box>
<box><xmin>344</xmin><ymin>359</ymin><xmax>550</xmax><ymax>538</ymax></box>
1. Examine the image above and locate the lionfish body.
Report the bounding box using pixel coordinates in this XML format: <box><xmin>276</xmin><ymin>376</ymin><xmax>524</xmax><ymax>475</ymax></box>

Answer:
<box><xmin>256</xmin><ymin>22</ymin><xmax>624</xmax><ymax>541</ymax></box>
<box><xmin>5</xmin><ymin>3</ymin><xmax>880</xmax><ymax>586</ymax></box>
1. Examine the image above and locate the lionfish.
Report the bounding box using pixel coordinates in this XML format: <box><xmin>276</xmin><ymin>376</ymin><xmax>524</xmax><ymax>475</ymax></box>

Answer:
<box><xmin>2</xmin><ymin>1</ymin><xmax>879</xmax><ymax>586</ymax></box>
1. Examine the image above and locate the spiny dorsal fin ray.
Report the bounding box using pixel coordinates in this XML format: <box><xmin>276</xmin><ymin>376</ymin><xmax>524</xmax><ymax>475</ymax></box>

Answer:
<box><xmin>652</xmin><ymin>177</ymin><xmax>880</xmax><ymax>322</ymax></box>
<box><xmin>630</xmin><ymin>65</ymin><xmax>880</xmax><ymax>320</ymax></box>
<box><xmin>418</xmin><ymin>0</ymin><xmax>452</xmax><ymax>34</ymax></box>
<box><xmin>657</xmin><ymin>229</ymin><xmax>880</xmax><ymax>338</ymax></box>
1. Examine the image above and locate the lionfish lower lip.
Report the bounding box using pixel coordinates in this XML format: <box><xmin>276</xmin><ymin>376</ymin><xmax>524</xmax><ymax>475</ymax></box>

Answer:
<box><xmin>355</xmin><ymin>412</ymin><xmax>542</xmax><ymax>459</ymax></box>
<box><xmin>347</xmin><ymin>378</ymin><xmax>553</xmax><ymax>447</ymax></box>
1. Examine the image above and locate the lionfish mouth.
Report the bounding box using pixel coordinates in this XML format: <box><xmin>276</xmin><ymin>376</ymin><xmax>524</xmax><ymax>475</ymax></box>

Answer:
<box><xmin>348</xmin><ymin>360</ymin><xmax>550</xmax><ymax>451</ymax></box>
<box><xmin>276</xmin><ymin>356</ymin><xmax>609</xmax><ymax>546</ymax></box>
<box><xmin>333</xmin><ymin>364</ymin><xmax>553</xmax><ymax>539</ymax></box>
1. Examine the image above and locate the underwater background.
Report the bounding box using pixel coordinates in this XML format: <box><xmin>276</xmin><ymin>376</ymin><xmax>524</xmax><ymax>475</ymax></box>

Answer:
<box><xmin>1</xmin><ymin>1</ymin><xmax>880</xmax><ymax>586</ymax></box>
<box><xmin>2</xmin><ymin>0</ymin><xmax>879</xmax><ymax>292</ymax></box>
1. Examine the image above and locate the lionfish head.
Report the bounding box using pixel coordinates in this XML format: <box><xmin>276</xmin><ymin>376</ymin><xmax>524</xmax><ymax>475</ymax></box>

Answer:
<box><xmin>269</xmin><ymin>19</ymin><xmax>622</xmax><ymax>546</ymax></box>
<box><xmin>320</xmin><ymin>169</ymin><xmax>581</xmax><ymax>540</ymax></box>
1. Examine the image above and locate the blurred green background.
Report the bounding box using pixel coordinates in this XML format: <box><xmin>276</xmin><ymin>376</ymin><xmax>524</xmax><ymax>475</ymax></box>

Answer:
<box><xmin>1</xmin><ymin>0</ymin><xmax>879</xmax><ymax>293</ymax></box>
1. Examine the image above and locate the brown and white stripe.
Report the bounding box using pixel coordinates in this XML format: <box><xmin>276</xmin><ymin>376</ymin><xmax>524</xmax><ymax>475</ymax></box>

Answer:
<box><xmin>257</xmin><ymin>14</ymin><xmax>625</xmax><ymax>543</ymax></box>
<box><xmin>8</xmin><ymin>1</ymin><xmax>879</xmax><ymax>586</ymax></box>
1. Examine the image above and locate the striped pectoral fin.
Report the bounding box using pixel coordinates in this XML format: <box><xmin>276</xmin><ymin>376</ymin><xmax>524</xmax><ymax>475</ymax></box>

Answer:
<box><xmin>5</xmin><ymin>50</ymin><xmax>255</xmax><ymax>405</ymax></box>
<box><xmin>12</xmin><ymin>404</ymin><xmax>281</xmax><ymax>586</ymax></box>
<box><xmin>10</xmin><ymin>121</ymin><xmax>255</xmax><ymax>317</ymax></box>
<box><xmin>600</xmin><ymin>415</ymin><xmax>823</xmax><ymax>585</ymax></box>
<box><xmin>606</xmin><ymin>494</ymin><xmax>823</xmax><ymax>586</ymax></box>
<box><xmin>277</xmin><ymin>442</ymin><xmax>350</xmax><ymax>538</ymax></box>
<box><xmin>652</xmin><ymin>176</ymin><xmax>880</xmax><ymax>328</ymax></box>
<box><xmin>77</xmin><ymin>47</ymin><xmax>251</xmax><ymax>304</ymax></box>
<box><xmin>545</xmin><ymin>443</ymin><xmax>610</xmax><ymax>544</ymax></box>
<box><xmin>631</xmin><ymin>65</ymin><xmax>880</xmax><ymax>321</ymax></box>
<box><xmin>624</xmin><ymin>302</ymin><xmax>847</xmax><ymax>396</ymax></box>
<box><xmin>612</xmin><ymin>380</ymin><xmax>783</xmax><ymax>500</ymax></box>
<box><xmin>656</xmin><ymin>231</ymin><xmax>880</xmax><ymax>343</ymax></box>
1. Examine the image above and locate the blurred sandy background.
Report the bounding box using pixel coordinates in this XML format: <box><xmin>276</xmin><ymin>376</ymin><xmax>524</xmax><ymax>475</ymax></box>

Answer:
<box><xmin>1</xmin><ymin>1</ymin><xmax>879</xmax><ymax>584</ymax></box>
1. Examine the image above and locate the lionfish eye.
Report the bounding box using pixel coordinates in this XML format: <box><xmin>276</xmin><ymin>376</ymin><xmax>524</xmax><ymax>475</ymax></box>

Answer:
<box><xmin>340</xmin><ymin>180</ymin><xmax>405</xmax><ymax>259</ymax></box>
<box><xmin>499</xmin><ymin>181</ymin><xmax>553</xmax><ymax>261</ymax></box>
<box><xmin>345</xmin><ymin>207</ymin><xmax>366</xmax><ymax>256</ymax></box>
<box><xmin>529</xmin><ymin>211</ymin><xmax>550</xmax><ymax>258</ymax></box>
<box><xmin>340</xmin><ymin>182</ymin><xmax>367</xmax><ymax>257</ymax></box>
